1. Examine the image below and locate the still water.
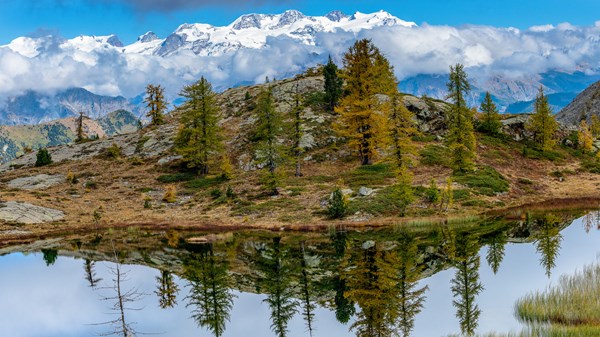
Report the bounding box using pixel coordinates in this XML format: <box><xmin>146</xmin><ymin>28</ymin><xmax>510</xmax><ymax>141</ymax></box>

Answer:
<box><xmin>0</xmin><ymin>209</ymin><xmax>599</xmax><ymax>337</ymax></box>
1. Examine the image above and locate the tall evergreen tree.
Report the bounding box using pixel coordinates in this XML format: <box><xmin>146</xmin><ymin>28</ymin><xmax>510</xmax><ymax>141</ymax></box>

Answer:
<box><xmin>291</xmin><ymin>81</ymin><xmax>305</xmax><ymax>177</ymax></box>
<box><xmin>388</xmin><ymin>93</ymin><xmax>417</xmax><ymax>215</ymax></box>
<box><xmin>479</xmin><ymin>92</ymin><xmax>502</xmax><ymax>134</ymax></box>
<box><xmin>323</xmin><ymin>55</ymin><xmax>343</xmax><ymax>111</ymax></box>
<box><xmin>252</xmin><ymin>86</ymin><xmax>285</xmax><ymax>194</ymax></box>
<box><xmin>335</xmin><ymin>39</ymin><xmax>396</xmax><ymax>165</ymax></box>
<box><xmin>526</xmin><ymin>87</ymin><xmax>558</xmax><ymax>152</ymax></box>
<box><xmin>76</xmin><ymin>111</ymin><xmax>86</xmax><ymax>143</ymax></box>
<box><xmin>185</xmin><ymin>244</ymin><xmax>234</xmax><ymax>337</ymax></box>
<box><xmin>451</xmin><ymin>233</ymin><xmax>483</xmax><ymax>337</ymax></box>
<box><xmin>175</xmin><ymin>77</ymin><xmax>223</xmax><ymax>175</ymax></box>
<box><xmin>145</xmin><ymin>84</ymin><xmax>168</xmax><ymax>126</ymax></box>
<box><xmin>446</xmin><ymin>64</ymin><xmax>477</xmax><ymax>172</ymax></box>
<box><xmin>299</xmin><ymin>243</ymin><xmax>316</xmax><ymax>336</ymax></box>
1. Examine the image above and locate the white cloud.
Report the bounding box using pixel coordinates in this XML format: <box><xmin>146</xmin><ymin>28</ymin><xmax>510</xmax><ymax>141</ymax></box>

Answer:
<box><xmin>2</xmin><ymin>20</ymin><xmax>600</xmax><ymax>101</ymax></box>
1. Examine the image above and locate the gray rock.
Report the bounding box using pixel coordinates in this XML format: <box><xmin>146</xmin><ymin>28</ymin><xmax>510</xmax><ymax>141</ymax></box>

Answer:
<box><xmin>0</xmin><ymin>201</ymin><xmax>64</xmax><ymax>224</ymax></box>
<box><xmin>7</xmin><ymin>174</ymin><xmax>64</xmax><ymax>190</ymax></box>
<box><xmin>362</xmin><ymin>240</ymin><xmax>376</xmax><ymax>250</ymax></box>
<box><xmin>358</xmin><ymin>186</ymin><xmax>374</xmax><ymax>196</ymax></box>
<box><xmin>158</xmin><ymin>155</ymin><xmax>183</xmax><ymax>165</ymax></box>
<box><xmin>341</xmin><ymin>189</ymin><xmax>353</xmax><ymax>196</ymax></box>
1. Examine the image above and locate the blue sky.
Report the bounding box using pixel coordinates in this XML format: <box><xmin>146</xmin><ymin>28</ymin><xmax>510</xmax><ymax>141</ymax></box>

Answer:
<box><xmin>2</xmin><ymin>0</ymin><xmax>600</xmax><ymax>44</ymax></box>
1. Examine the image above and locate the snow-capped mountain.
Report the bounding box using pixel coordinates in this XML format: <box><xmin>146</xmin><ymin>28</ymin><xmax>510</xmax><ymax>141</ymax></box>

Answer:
<box><xmin>3</xmin><ymin>9</ymin><xmax>600</xmax><ymax>123</ymax></box>
<box><xmin>6</xmin><ymin>10</ymin><xmax>414</xmax><ymax>58</ymax></box>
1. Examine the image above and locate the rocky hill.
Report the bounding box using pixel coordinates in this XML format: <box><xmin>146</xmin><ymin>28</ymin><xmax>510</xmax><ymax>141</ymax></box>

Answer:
<box><xmin>0</xmin><ymin>109</ymin><xmax>140</xmax><ymax>163</ymax></box>
<box><xmin>0</xmin><ymin>88</ymin><xmax>141</xmax><ymax>125</ymax></box>
<box><xmin>0</xmin><ymin>74</ymin><xmax>598</xmax><ymax>233</ymax></box>
<box><xmin>557</xmin><ymin>80</ymin><xmax>600</xmax><ymax>125</ymax></box>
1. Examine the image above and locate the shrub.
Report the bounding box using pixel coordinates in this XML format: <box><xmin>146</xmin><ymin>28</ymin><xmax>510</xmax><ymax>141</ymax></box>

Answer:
<box><xmin>66</xmin><ymin>171</ymin><xmax>78</xmax><ymax>184</ymax></box>
<box><xmin>453</xmin><ymin>166</ymin><xmax>509</xmax><ymax>196</ymax></box>
<box><xmin>226</xmin><ymin>186</ymin><xmax>235</xmax><ymax>198</ymax></box>
<box><xmin>163</xmin><ymin>186</ymin><xmax>177</xmax><ymax>203</ymax></box>
<box><xmin>157</xmin><ymin>173</ymin><xmax>195</xmax><ymax>183</ymax></box>
<box><xmin>328</xmin><ymin>188</ymin><xmax>347</xmax><ymax>219</ymax></box>
<box><xmin>143</xmin><ymin>194</ymin><xmax>152</xmax><ymax>209</ymax></box>
<box><xmin>425</xmin><ymin>179</ymin><xmax>440</xmax><ymax>203</ymax></box>
<box><xmin>419</xmin><ymin>145</ymin><xmax>451</xmax><ymax>167</ymax></box>
<box><xmin>210</xmin><ymin>189</ymin><xmax>223</xmax><ymax>199</ymax></box>
<box><xmin>107</xmin><ymin>143</ymin><xmax>122</xmax><ymax>159</ymax></box>
<box><xmin>35</xmin><ymin>148</ymin><xmax>52</xmax><ymax>167</ymax></box>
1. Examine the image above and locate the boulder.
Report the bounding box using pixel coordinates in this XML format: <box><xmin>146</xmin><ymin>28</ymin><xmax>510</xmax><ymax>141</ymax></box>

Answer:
<box><xmin>358</xmin><ymin>187</ymin><xmax>374</xmax><ymax>196</ymax></box>
<box><xmin>0</xmin><ymin>201</ymin><xmax>64</xmax><ymax>224</ymax></box>
<box><xmin>7</xmin><ymin>174</ymin><xmax>64</xmax><ymax>190</ymax></box>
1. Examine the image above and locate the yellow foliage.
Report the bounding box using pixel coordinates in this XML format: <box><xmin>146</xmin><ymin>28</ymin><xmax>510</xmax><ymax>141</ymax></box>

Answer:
<box><xmin>220</xmin><ymin>155</ymin><xmax>235</xmax><ymax>180</ymax></box>
<box><xmin>578</xmin><ymin>120</ymin><xmax>594</xmax><ymax>153</ymax></box>
<box><xmin>162</xmin><ymin>185</ymin><xmax>177</xmax><ymax>203</ymax></box>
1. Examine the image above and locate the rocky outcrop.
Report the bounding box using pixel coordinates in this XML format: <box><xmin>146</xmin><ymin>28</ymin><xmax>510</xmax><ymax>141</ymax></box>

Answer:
<box><xmin>402</xmin><ymin>95</ymin><xmax>448</xmax><ymax>134</ymax></box>
<box><xmin>7</xmin><ymin>174</ymin><xmax>64</xmax><ymax>190</ymax></box>
<box><xmin>0</xmin><ymin>201</ymin><xmax>64</xmax><ymax>224</ymax></box>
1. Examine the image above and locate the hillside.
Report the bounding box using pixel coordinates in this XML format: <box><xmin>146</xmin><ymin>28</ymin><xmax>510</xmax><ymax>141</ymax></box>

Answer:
<box><xmin>0</xmin><ymin>75</ymin><xmax>599</xmax><ymax>236</ymax></box>
<box><xmin>0</xmin><ymin>110</ymin><xmax>139</xmax><ymax>162</ymax></box>
<box><xmin>557</xmin><ymin>80</ymin><xmax>600</xmax><ymax>125</ymax></box>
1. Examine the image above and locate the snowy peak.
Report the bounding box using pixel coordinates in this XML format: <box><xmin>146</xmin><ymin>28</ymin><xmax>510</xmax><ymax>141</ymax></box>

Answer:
<box><xmin>1</xmin><ymin>9</ymin><xmax>416</xmax><ymax>58</ymax></box>
<box><xmin>138</xmin><ymin>31</ymin><xmax>159</xmax><ymax>43</ymax></box>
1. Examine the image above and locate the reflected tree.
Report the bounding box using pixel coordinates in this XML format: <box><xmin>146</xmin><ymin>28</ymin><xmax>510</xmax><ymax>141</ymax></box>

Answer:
<box><xmin>299</xmin><ymin>242</ymin><xmax>317</xmax><ymax>336</ymax></box>
<box><xmin>330</xmin><ymin>225</ymin><xmax>349</xmax><ymax>258</ymax></box>
<box><xmin>485</xmin><ymin>231</ymin><xmax>507</xmax><ymax>274</ymax></box>
<box><xmin>396</xmin><ymin>232</ymin><xmax>428</xmax><ymax>337</ymax></box>
<box><xmin>155</xmin><ymin>270</ymin><xmax>179</xmax><ymax>309</ymax></box>
<box><xmin>332</xmin><ymin>276</ymin><xmax>356</xmax><ymax>324</ymax></box>
<box><xmin>41</xmin><ymin>249</ymin><xmax>58</xmax><ymax>266</ymax></box>
<box><xmin>451</xmin><ymin>233</ymin><xmax>483</xmax><ymax>337</ymax></box>
<box><xmin>84</xmin><ymin>259</ymin><xmax>103</xmax><ymax>288</ymax></box>
<box><xmin>257</xmin><ymin>237</ymin><xmax>298</xmax><ymax>337</ymax></box>
<box><xmin>583</xmin><ymin>211</ymin><xmax>600</xmax><ymax>233</ymax></box>
<box><xmin>535</xmin><ymin>216</ymin><xmax>563</xmax><ymax>278</ymax></box>
<box><xmin>185</xmin><ymin>243</ymin><xmax>234</xmax><ymax>337</ymax></box>
<box><xmin>95</xmin><ymin>249</ymin><xmax>146</xmax><ymax>337</ymax></box>
<box><xmin>343</xmin><ymin>241</ymin><xmax>399</xmax><ymax>337</ymax></box>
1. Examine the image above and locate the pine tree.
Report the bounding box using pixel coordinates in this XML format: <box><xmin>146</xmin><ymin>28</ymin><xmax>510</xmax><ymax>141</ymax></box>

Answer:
<box><xmin>291</xmin><ymin>81</ymin><xmax>305</xmax><ymax>177</ymax></box>
<box><xmin>35</xmin><ymin>148</ymin><xmax>52</xmax><ymax>167</ymax></box>
<box><xmin>446</xmin><ymin>64</ymin><xmax>476</xmax><ymax>172</ymax></box>
<box><xmin>535</xmin><ymin>216</ymin><xmax>562</xmax><ymax>278</ymax></box>
<box><xmin>76</xmin><ymin>111</ymin><xmax>86</xmax><ymax>143</ymax></box>
<box><xmin>527</xmin><ymin>86</ymin><xmax>558</xmax><ymax>152</ymax></box>
<box><xmin>388</xmin><ymin>93</ymin><xmax>417</xmax><ymax>214</ymax></box>
<box><xmin>485</xmin><ymin>232</ymin><xmax>507</xmax><ymax>274</ymax></box>
<box><xmin>145</xmin><ymin>84</ymin><xmax>167</xmax><ymax>126</ymax></box>
<box><xmin>323</xmin><ymin>55</ymin><xmax>343</xmax><ymax>111</ymax></box>
<box><xmin>335</xmin><ymin>39</ymin><xmax>396</xmax><ymax>165</ymax></box>
<box><xmin>578</xmin><ymin>120</ymin><xmax>594</xmax><ymax>153</ymax></box>
<box><xmin>175</xmin><ymin>77</ymin><xmax>223</xmax><ymax>175</ymax></box>
<box><xmin>156</xmin><ymin>270</ymin><xmax>179</xmax><ymax>309</ymax></box>
<box><xmin>252</xmin><ymin>86</ymin><xmax>285</xmax><ymax>194</ymax></box>
<box><xmin>479</xmin><ymin>92</ymin><xmax>502</xmax><ymax>134</ymax></box>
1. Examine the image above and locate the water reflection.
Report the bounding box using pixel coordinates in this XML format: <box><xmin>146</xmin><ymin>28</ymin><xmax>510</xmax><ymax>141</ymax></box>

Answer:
<box><xmin>0</xmin><ymin>207</ymin><xmax>599</xmax><ymax>337</ymax></box>
<box><xmin>184</xmin><ymin>243</ymin><xmax>234</xmax><ymax>337</ymax></box>
<box><xmin>451</xmin><ymin>233</ymin><xmax>483</xmax><ymax>336</ymax></box>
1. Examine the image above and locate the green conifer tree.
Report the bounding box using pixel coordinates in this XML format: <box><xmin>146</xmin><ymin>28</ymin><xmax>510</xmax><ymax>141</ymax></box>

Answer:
<box><xmin>175</xmin><ymin>77</ymin><xmax>223</xmax><ymax>175</ymax></box>
<box><xmin>446</xmin><ymin>64</ymin><xmax>476</xmax><ymax>172</ymax></box>
<box><xmin>526</xmin><ymin>86</ymin><xmax>558</xmax><ymax>152</ymax></box>
<box><xmin>323</xmin><ymin>55</ymin><xmax>343</xmax><ymax>111</ymax></box>
<box><xmin>479</xmin><ymin>92</ymin><xmax>502</xmax><ymax>134</ymax></box>
<box><xmin>252</xmin><ymin>86</ymin><xmax>285</xmax><ymax>194</ymax></box>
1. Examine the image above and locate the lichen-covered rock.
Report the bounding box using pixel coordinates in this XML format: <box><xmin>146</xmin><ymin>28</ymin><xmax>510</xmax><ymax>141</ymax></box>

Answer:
<box><xmin>0</xmin><ymin>201</ymin><xmax>64</xmax><ymax>224</ymax></box>
<box><xmin>7</xmin><ymin>174</ymin><xmax>64</xmax><ymax>190</ymax></box>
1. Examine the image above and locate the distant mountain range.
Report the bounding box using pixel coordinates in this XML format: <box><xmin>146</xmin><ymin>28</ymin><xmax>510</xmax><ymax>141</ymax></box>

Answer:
<box><xmin>3</xmin><ymin>9</ymin><xmax>600</xmax><ymax>122</ymax></box>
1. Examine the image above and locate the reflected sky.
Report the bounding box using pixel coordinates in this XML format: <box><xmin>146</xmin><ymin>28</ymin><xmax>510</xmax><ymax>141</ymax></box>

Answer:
<box><xmin>0</xmin><ymin>214</ymin><xmax>599</xmax><ymax>337</ymax></box>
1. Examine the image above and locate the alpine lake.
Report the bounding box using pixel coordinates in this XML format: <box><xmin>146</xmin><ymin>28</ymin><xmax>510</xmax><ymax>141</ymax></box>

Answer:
<box><xmin>1</xmin><ymin>204</ymin><xmax>600</xmax><ymax>337</ymax></box>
